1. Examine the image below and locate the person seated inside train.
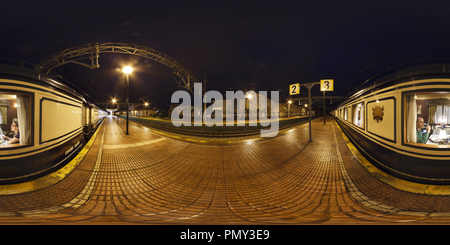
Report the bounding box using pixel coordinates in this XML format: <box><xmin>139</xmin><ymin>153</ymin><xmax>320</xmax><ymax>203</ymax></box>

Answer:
<box><xmin>2</xmin><ymin>120</ymin><xmax>19</xmax><ymax>145</ymax></box>
<box><xmin>416</xmin><ymin>116</ymin><xmax>431</xmax><ymax>143</ymax></box>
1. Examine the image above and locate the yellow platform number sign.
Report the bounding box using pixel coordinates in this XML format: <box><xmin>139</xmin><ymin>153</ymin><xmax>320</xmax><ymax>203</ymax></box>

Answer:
<box><xmin>289</xmin><ymin>83</ymin><xmax>300</xmax><ymax>95</ymax></box>
<box><xmin>320</xmin><ymin>79</ymin><xmax>334</xmax><ymax>91</ymax></box>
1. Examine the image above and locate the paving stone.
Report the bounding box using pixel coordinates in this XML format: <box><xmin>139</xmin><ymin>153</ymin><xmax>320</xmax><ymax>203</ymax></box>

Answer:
<box><xmin>0</xmin><ymin>116</ymin><xmax>449</xmax><ymax>224</ymax></box>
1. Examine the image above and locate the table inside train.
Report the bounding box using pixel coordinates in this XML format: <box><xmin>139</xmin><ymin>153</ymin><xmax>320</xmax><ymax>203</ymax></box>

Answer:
<box><xmin>426</xmin><ymin>129</ymin><xmax>450</xmax><ymax>145</ymax></box>
<box><xmin>0</xmin><ymin>135</ymin><xmax>6</xmax><ymax>145</ymax></box>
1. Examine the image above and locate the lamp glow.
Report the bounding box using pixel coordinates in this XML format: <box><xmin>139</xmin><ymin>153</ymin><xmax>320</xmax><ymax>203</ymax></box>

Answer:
<box><xmin>123</xmin><ymin>66</ymin><xmax>133</xmax><ymax>74</ymax></box>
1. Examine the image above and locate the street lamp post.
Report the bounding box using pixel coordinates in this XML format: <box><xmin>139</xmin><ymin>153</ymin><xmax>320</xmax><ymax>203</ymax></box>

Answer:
<box><xmin>112</xmin><ymin>99</ymin><xmax>119</xmax><ymax>124</ymax></box>
<box><xmin>112</xmin><ymin>99</ymin><xmax>116</xmax><ymax>117</ymax></box>
<box><xmin>304</xmin><ymin>82</ymin><xmax>318</xmax><ymax>142</ymax></box>
<box><xmin>144</xmin><ymin>102</ymin><xmax>148</xmax><ymax>117</ymax></box>
<box><xmin>123</xmin><ymin>66</ymin><xmax>133</xmax><ymax>135</ymax></box>
<box><xmin>288</xmin><ymin>100</ymin><xmax>292</xmax><ymax>117</ymax></box>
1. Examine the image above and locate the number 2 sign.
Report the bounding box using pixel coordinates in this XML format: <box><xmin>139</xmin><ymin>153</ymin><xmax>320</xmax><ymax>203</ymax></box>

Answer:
<box><xmin>289</xmin><ymin>83</ymin><xmax>300</xmax><ymax>95</ymax></box>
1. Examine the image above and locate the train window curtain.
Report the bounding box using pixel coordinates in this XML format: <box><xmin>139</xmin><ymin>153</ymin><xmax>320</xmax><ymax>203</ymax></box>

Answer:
<box><xmin>353</xmin><ymin>103</ymin><xmax>364</xmax><ymax>128</ymax></box>
<box><xmin>406</xmin><ymin>95</ymin><xmax>417</xmax><ymax>143</ymax></box>
<box><xmin>353</xmin><ymin>105</ymin><xmax>359</xmax><ymax>125</ymax></box>
<box><xmin>429</xmin><ymin>105</ymin><xmax>450</xmax><ymax>125</ymax></box>
<box><xmin>16</xmin><ymin>95</ymin><xmax>30</xmax><ymax>145</ymax></box>
<box><xmin>0</xmin><ymin>106</ymin><xmax>6</xmax><ymax>124</ymax></box>
<box><xmin>444</xmin><ymin>106</ymin><xmax>450</xmax><ymax>124</ymax></box>
<box><xmin>433</xmin><ymin>105</ymin><xmax>443</xmax><ymax>124</ymax></box>
<box><xmin>428</xmin><ymin>105</ymin><xmax>437</xmax><ymax>124</ymax></box>
<box><xmin>360</xmin><ymin>104</ymin><xmax>364</xmax><ymax>128</ymax></box>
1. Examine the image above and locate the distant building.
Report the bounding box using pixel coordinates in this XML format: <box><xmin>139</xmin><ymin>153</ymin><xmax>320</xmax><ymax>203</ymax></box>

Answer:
<box><xmin>170</xmin><ymin>91</ymin><xmax>307</xmax><ymax>118</ymax></box>
<box><xmin>133</xmin><ymin>105</ymin><xmax>156</xmax><ymax>117</ymax></box>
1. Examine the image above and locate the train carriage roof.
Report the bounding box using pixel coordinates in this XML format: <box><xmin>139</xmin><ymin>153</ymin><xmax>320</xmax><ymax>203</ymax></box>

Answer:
<box><xmin>0</xmin><ymin>64</ymin><xmax>86</xmax><ymax>102</ymax></box>
<box><xmin>342</xmin><ymin>63</ymin><xmax>450</xmax><ymax>107</ymax></box>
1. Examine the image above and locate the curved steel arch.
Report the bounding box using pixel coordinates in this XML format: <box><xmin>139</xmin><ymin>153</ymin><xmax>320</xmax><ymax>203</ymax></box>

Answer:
<box><xmin>34</xmin><ymin>42</ymin><xmax>198</xmax><ymax>91</ymax></box>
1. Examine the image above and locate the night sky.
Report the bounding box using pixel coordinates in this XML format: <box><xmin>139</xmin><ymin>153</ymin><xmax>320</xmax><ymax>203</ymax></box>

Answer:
<box><xmin>1</xmin><ymin>0</ymin><xmax>450</xmax><ymax>108</ymax></box>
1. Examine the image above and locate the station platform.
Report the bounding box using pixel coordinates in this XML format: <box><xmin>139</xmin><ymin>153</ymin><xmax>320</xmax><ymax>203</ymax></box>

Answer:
<box><xmin>2</xmin><ymin>115</ymin><xmax>450</xmax><ymax>225</ymax></box>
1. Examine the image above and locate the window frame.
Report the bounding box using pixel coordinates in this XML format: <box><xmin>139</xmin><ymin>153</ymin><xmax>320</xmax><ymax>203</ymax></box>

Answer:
<box><xmin>0</xmin><ymin>90</ymin><xmax>34</xmax><ymax>149</ymax></box>
<box><xmin>352</xmin><ymin>102</ymin><xmax>365</xmax><ymax>129</ymax></box>
<box><xmin>402</xmin><ymin>90</ymin><xmax>450</xmax><ymax>149</ymax></box>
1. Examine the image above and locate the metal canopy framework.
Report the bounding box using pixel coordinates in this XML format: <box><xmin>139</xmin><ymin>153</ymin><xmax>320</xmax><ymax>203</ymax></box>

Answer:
<box><xmin>34</xmin><ymin>42</ymin><xmax>198</xmax><ymax>92</ymax></box>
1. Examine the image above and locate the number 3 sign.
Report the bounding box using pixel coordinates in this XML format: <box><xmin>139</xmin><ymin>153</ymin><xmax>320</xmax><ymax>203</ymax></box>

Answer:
<box><xmin>320</xmin><ymin>79</ymin><xmax>334</xmax><ymax>91</ymax></box>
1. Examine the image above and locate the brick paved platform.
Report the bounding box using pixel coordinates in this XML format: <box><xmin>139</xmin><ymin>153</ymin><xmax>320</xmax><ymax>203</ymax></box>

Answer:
<box><xmin>2</xmin><ymin>116</ymin><xmax>450</xmax><ymax>224</ymax></box>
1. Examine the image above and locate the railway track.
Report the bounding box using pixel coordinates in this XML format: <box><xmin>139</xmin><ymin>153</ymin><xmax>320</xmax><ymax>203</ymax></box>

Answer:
<box><xmin>116</xmin><ymin>116</ymin><xmax>319</xmax><ymax>138</ymax></box>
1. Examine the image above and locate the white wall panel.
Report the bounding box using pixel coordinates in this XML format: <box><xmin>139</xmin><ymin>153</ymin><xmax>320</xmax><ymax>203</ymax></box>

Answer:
<box><xmin>41</xmin><ymin>99</ymin><xmax>82</xmax><ymax>143</ymax></box>
<box><xmin>367</xmin><ymin>98</ymin><xmax>396</xmax><ymax>142</ymax></box>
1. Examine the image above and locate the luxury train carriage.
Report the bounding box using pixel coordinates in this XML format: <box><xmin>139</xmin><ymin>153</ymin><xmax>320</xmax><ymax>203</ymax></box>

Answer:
<box><xmin>0</xmin><ymin>65</ymin><xmax>107</xmax><ymax>184</ymax></box>
<box><xmin>334</xmin><ymin>64</ymin><xmax>450</xmax><ymax>185</ymax></box>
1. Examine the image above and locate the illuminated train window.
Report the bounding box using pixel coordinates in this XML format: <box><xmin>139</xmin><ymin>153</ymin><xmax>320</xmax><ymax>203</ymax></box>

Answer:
<box><xmin>352</xmin><ymin>103</ymin><xmax>364</xmax><ymax>129</ymax></box>
<box><xmin>0</xmin><ymin>93</ymin><xmax>31</xmax><ymax>147</ymax></box>
<box><xmin>347</xmin><ymin>106</ymin><xmax>352</xmax><ymax>122</ymax></box>
<box><xmin>405</xmin><ymin>92</ymin><xmax>450</xmax><ymax>147</ymax></box>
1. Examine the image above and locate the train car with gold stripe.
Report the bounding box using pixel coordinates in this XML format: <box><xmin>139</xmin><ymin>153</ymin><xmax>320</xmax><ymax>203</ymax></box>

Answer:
<box><xmin>83</xmin><ymin>102</ymin><xmax>107</xmax><ymax>140</ymax></box>
<box><xmin>335</xmin><ymin>64</ymin><xmax>450</xmax><ymax>185</ymax></box>
<box><xmin>0</xmin><ymin>65</ymin><xmax>106</xmax><ymax>184</ymax></box>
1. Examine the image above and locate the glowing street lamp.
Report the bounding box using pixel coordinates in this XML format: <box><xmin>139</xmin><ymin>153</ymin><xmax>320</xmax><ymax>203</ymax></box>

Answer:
<box><xmin>288</xmin><ymin>100</ymin><xmax>292</xmax><ymax>117</ymax></box>
<box><xmin>111</xmin><ymin>99</ymin><xmax>117</xmax><ymax>116</ymax></box>
<box><xmin>288</xmin><ymin>100</ymin><xmax>292</xmax><ymax>115</ymax></box>
<box><xmin>123</xmin><ymin>66</ymin><xmax>133</xmax><ymax>75</ymax></box>
<box><xmin>144</xmin><ymin>103</ymin><xmax>149</xmax><ymax>117</ymax></box>
<box><xmin>123</xmin><ymin>66</ymin><xmax>133</xmax><ymax>135</ymax></box>
<box><xmin>110</xmin><ymin>99</ymin><xmax>117</xmax><ymax>117</ymax></box>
